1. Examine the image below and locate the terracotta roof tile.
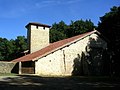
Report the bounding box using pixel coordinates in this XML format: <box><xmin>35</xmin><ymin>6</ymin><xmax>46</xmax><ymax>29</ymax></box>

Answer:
<box><xmin>11</xmin><ymin>30</ymin><xmax>97</xmax><ymax>62</ymax></box>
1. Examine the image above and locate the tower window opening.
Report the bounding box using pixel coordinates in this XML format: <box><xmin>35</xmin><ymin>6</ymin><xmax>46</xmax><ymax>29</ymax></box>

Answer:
<box><xmin>43</xmin><ymin>27</ymin><xmax>45</xmax><ymax>30</ymax></box>
<box><xmin>36</xmin><ymin>25</ymin><xmax>39</xmax><ymax>29</ymax></box>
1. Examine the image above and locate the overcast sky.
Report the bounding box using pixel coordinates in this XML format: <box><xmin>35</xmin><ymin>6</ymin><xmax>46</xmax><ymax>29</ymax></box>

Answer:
<box><xmin>0</xmin><ymin>0</ymin><xmax>119</xmax><ymax>39</ymax></box>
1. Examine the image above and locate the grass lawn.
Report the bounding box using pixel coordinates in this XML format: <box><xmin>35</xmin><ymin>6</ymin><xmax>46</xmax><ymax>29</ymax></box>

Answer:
<box><xmin>0</xmin><ymin>73</ymin><xmax>17</xmax><ymax>76</ymax></box>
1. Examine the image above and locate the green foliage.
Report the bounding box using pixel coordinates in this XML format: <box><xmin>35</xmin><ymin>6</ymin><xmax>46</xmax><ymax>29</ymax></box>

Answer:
<box><xmin>67</xmin><ymin>19</ymin><xmax>94</xmax><ymax>38</ymax></box>
<box><xmin>50</xmin><ymin>29</ymin><xmax>67</xmax><ymax>43</ymax></box>
<box><xmin>0</xmin><ymin>38</ymin><xmax>14</xmax><ymax>60</ymax></box>
<box><xmin>50</xmin><ymin>19</ymin><xmax>95</xmax><ymax>43</ymax></box>
<box><xmin>50</xmin><ymin>21</ymin><xmax>67</xmax><ymax>43</ymax></box>
<box><xmin>0</xmin><ymin>36</ymin><xmax>27</xmax><ymax>61</ymax></box>
<box><xmin>98</xmin><ymin>6</ymin><xmax>120</xmax><ymax>45</ymax></box>
<box><xmin>98</xmin><ymin>6</ymin><xmax>120</xmax><ymax>76</ymax></box>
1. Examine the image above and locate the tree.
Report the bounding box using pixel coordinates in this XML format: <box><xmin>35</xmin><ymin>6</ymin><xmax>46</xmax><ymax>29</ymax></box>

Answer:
<box><xmin>0</xmin><ymin>38</ymin><xmax>15</xmax><ymax>61</ymax></box>
<box><xmin>50</xmin><ymin>19</ymin><xmax>95</xmax><ymax>42</ymax></box>
<box><xmin>0</xmin><ymin>36</ymin><xmax>27</xmax><ymax>61</ymax></box>
<box><xmin>98</xmin><ymin>6</ymin><xmax>120</xmax><ymax>76</ymax></box>
<box><xmin>50</xmin><ymin>29</ymin><xmax>67</xmax><ymax>43</ymax></box>
<box><xmin>14</xmin><ymin>36</ymin><xmax>28</xmax><ymax>58</ymax></box>
<box><xmin>50</xmin><ymin>21</ymin><xmax>67</xmax><ymax>43</ymax></box>
<box><xmin>66</xmin><ymin>19</ymin><xmax>95</xmax><ymax>38</ymax></box>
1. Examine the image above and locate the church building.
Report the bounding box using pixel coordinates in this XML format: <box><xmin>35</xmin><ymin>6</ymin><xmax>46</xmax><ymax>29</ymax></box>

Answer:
<box><xmin>12</xmin><ymin>22</ymin><xmax>107</xmax><ymax>76</ymax></box>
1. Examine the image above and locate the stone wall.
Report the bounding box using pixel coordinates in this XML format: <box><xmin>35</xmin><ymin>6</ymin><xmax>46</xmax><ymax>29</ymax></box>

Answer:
<box><xmin>0</xmin><ymin>61</ymin><xmax>16</xmax><ymax>73</ymax></box>
<box><xmin>28</xmin><ymin>25</ymin><xmax>49</xmax><ymax>53</ymax></box>
<box><xmin>35</xmin><ymin>33</ymin><xmax>107</xmax><ymax>76</ymax></box>
<box><xmin>35</xmin><ymin>50</ymin><xmax>64</xmax><ymax>76</ymax></box>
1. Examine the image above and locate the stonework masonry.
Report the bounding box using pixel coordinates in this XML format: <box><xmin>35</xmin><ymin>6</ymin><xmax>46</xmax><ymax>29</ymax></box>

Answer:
<box><xmin>27</xmin><ymin>24</ymin><xmax>49</xmax><ymax>53</ymax></box>
<box><xmin>0</xmin><ymin>61</ymin><xmax>16</xmax><ymax>73</ymax></box>
<box><xmin>35</xmin><ymin>33</ymin><xmax>107</xmax><ymax>76</ymax></box>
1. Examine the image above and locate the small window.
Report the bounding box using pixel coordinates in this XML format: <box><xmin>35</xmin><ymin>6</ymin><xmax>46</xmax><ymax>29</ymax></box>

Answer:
<box><xmin>36</xmin><ymin>25</ymin><xmax>39</xmax><ymax>29</ymax></box>
<box><xmin>43</xmin><ymin>27</ymin><xmax>45</xmax><ymax>30</ymax></box>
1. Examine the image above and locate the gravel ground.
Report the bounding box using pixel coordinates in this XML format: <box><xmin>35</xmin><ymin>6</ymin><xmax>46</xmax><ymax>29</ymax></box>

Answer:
<box><xmin>0</xmin><ymin>75</ymin><xmax>120</xmax><ymax>90</ymax></box>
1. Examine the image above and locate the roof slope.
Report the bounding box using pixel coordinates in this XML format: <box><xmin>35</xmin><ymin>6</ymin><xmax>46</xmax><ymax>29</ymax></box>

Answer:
<box><xmin>11</xmin><ymin>30</ymin><xmax>98</xmax><ymax>62</ymax></box>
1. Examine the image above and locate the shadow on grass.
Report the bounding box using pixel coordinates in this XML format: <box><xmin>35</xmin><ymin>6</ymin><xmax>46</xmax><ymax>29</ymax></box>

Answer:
<box><xmin>0</xmin><ymin>75</ymin><xmax>120</xmax><ymax>90</ymax></box>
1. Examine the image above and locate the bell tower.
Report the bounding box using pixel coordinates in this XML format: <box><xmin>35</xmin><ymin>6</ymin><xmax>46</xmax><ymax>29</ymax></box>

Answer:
<box><xmin>25</xmin><ymin>22</ymin><xmax>50</xmax><ymax>53</ymax></box>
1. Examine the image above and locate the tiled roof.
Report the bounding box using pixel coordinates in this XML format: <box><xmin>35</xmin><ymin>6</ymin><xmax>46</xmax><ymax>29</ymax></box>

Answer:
<box><xmin>11</xmin><ymin>30</ymin><xmax>98</xmax><ymax>62</ymax></box>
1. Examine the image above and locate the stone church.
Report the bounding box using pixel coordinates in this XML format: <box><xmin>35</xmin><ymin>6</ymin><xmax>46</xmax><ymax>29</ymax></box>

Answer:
<box><xmin>12</xmin><ymin>22</ymin><xmax>107</xmax><ymax>76</ymax></box>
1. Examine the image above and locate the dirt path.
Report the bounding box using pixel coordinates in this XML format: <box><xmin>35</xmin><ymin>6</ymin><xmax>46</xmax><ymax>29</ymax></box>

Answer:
<box><xmin>0</xmin><ymin>75</ymin><xmax>120</xmax><ymax>90</ymax></box>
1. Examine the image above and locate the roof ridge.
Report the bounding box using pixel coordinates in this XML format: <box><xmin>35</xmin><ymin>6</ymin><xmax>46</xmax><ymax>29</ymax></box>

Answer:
<box><xmin>25</xmin><ymin>22</ymin><xmax>51</xmax><ymax>28</ymax></box>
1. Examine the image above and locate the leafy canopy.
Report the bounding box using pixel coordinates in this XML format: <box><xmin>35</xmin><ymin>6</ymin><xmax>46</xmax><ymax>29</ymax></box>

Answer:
<box><xmin>50</xmin><ymin>19</ymin><xmax>95</xmax><ymax>43</ymax></box>
<box><xmin>0</xmin><ymin>36</ymin><xmax>27</xmax><ymax>61</ymax></box>
<box><xmin>98</xmin><ymin>6</ymin><xmax>120</xmax><ymax>76</ymax></box>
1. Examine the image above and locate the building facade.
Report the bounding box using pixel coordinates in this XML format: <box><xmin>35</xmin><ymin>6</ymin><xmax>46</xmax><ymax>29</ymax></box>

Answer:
<box><xmin>12</xmin><ymin>22</ymin><xmax>107</xmax><ymax>76</ymax></box>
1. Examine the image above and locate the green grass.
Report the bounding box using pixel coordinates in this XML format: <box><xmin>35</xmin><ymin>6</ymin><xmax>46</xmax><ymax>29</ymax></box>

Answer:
<box><xmin>0</xmin><ymin>73</ymin><xmax>17</xmax><ymax>76</ymax></box>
